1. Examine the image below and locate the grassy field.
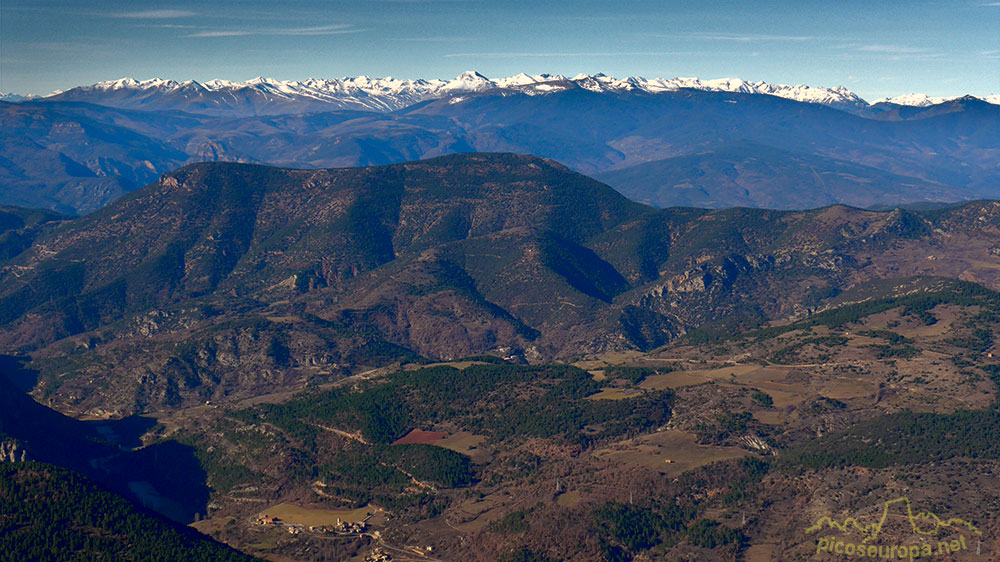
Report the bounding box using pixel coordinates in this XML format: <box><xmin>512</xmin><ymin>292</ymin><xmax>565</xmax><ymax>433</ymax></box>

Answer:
<box><xmin>257</xmin><ymin>503</ymin><xmax>374</xmax><ymax>526</ymax></box>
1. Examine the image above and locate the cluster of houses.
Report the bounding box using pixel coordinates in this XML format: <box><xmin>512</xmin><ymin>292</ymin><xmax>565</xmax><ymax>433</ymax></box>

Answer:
<box><xmin>365</xmin><ymin>548</ymin><xmax>391</xmax><ymax>562</ymax></box>
<box><xmin>254</xmin><ymin>515</ymin><xmax>305</xmax><ymax>535</ymax></box>
<box><xmin>254</xmin><ymin>514</ymin><xmax>369</xmax><ymax>536</ymax></box>
<box><xmin>328</xmin><ymin>518</ymin><xmax>368</xmax><ymax>534</ymax></box>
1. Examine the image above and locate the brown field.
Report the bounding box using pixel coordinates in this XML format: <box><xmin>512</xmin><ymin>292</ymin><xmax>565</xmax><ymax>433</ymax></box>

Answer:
<box><xmin>755</xmin><ymin>385</ymin><xmax>811</xmax><ymax>408</ymax></box>
<box><xmin>714</xmin><ymin>365</ymin><xmax>813</xmax><ymax>408</ymax></box>
<box><xmin>738</xmin><ymin>366</ymin><xmax>792</xmax><ymax>382</ymax></box>
<box><xmin>890</xmin><ymin>305</ymin><xmax>959</xmax><ymax>338</ymax></box>
<box><xmin>753</xmin><ymin>410</ymin><xmax>786</xmax><ymax>425</ymax></box>
<box><xmin>820</xmin><ymin>378</ymin><xmax>877</xmax><ymax>401</ymax></box>
<box><xmin>556</xmin><ymin>491</ymin><xmax>583</xmax><ymax>508</ymax></box>
<box><xmin>640</xmin><ymin>371</ymin><xmax>712</xmax><ymax>390</ymax></box>
<box><xmin>392</xmin><ymin>429</ymin><xmax>447</xmax><ymax>446</ymax></box>
<box><xmin>402</xmin><ymin>360</ymin><xmax>490</xmax><ymax>371</ymax></box>
<box><xmin>699</xmin><ymin>364</ymin><xmax>769</xmax><ymax>379</ymax></box>
<box><xmin>594</xmin><ymin>430</ymin><xmax>748</xmax><ymax>477</ymax></box>
<box><xmin>257</xmin><ymin>503</ymin><xmax>374</xmax><ymax>526</ymax></box>
<box><xmin>436</xmin><ymin>432</ymin><xmax>488</xmax><ymax>459</ymax></box>
<box><xmin>586</xmin><ymin>387</ymin><xmax>644</xmax><ymax>400</ymax></box>
<box><xmin>572</xmin><ymin>350</ymin><xmax>646</xmax><ymax>371</ymax></box>
<box><xmin>450</xmin><ymin>497</ymin><xmax>508</xmax><ymax>532</ymax></box>
<box><xmin>190</xmin><ymin>515</ymin><xmax>234</xmax><ymax>535</ymax></box>
<box><xmin>743</xmin><ymin>544</ymin><xmax>780</xmax><ymax>562</ymax></box>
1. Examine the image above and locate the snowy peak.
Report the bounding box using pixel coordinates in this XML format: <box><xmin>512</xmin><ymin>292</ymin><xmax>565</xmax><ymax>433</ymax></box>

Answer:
<box><xmin>872</xmin><ymin>93</ymin><xmax>1000</xmax><ymax>107</ymax></box>
<box><xmin>875</xmin><ymin>93</ymin><xmax>953</xmax><ymax>107</ymax></box>
<box><xmin>92</xmin><ymin>77</ymin><xmax>181</xmax><ymax>91</ymax></box>
<box><xmin>533</xmin><ymin>74</ymin><xmax>870</xmax><ymax>111</ymax></box>
<box><xmin>443</xmin><ymin>71</ymin><xmax>493</xmax><ymax>91</ymax></box>
<box><xmin>1</xmin><ymin>92</ymin><xmax>30</xmax><ymax>102</ymax></box>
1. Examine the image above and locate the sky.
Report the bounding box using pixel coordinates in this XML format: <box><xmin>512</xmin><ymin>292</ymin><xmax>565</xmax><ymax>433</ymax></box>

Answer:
<box><xmin>1</xmin><ymin>0</ymin><xmax>998</xmax><ymax>102</ymax></box>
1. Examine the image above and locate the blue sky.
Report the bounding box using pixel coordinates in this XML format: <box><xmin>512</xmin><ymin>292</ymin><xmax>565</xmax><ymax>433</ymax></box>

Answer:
<box><xmin>2</xmin><ymin>0</ymin><xmax>997</xmax><ymax>101</ymax></box>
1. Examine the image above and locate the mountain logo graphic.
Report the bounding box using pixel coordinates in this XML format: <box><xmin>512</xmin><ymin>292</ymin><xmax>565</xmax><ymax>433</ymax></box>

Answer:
<box><xmin>806</xmin><ymin>497</ymin><xmax>981</xmax><ymax>544</ymax></box>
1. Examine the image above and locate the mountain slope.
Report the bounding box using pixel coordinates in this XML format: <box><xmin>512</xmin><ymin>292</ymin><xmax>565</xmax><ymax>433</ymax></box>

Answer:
<box><xmin>592</xmin><ymin>141</ymin><xmax>968</xmax><ymax>210</ymax></box>
<box><xmin>4</xmin><ymin>156</ymin><xmax>1000</xmax><ymax>416</ymax></box>
<box><xmin>0</xmin><ymin>102</ymin><xmax>188</xmax><ymax>214</ymax></box>
<box><xmin>0</xmin><ymin>154</ymin><xmax>649</xmax><ymax>413</ymax></box>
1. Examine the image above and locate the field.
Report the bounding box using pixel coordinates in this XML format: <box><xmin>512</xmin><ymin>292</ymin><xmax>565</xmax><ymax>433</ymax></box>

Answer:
<box><xmin>435</xmin><ymin>431</ymin><xmax>487</xmax><ymax>457</ymax></box>
<box><xmin>585</xmin><ymin>387</ymin><xmax>644</xmax><ymax>400</ymax></box>
<box><xmin>402</xmin><ymin>360</ymin><xmax>490</xmax><ymax>371</ymax></box>
<box><xmin>449</xmin><ymin>497</ymin><xmax>507</xmax><ymax>532</ymax></box>
<box><xmin>257</xmin><ymin>503</ymin><xmax>374</xmax><ymax>526</ymax></box>
<box><xmin>392</xmin><ymin>429</ymin><xmax>447</xmax><ymax>445</ymax></box>
<box><xmin>555</xmin><ymin>491</ymin><xmax>583</xmax><ymax>508</ymax></box>
<box><xmin>639</xmin><ymin>370</ymin><xmax>712</xmax><ymax>390</ymax></box>
<box><xmin>572</xmin><ymin>350</ymin><xmax>646</xmax><ymax>371</ymax></box>
<box><xmin>593</xmin><ymin>429</ymin><xmax>748</xmax><ymax>477</ymax></box>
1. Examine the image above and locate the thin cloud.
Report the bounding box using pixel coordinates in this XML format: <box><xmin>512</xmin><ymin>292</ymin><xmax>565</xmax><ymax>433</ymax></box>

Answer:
<box><xmin>445</xmin><ymin>51</ymin><xmax>691</xmax><ymax>58</ymax></box>
<box><xmin>186</xmin><ymin>24</ymin><xmax>363</xmax><ymax>38</ymax></box>
<box><xmin>141</xmin><ymin>24</ymin><xmax>199</xmax><ymax>29</ymax></box>
<box><xmin>115</xmin><ymin>9</ymin><xmax>196</xmax><ymax>19</ymax></box>
<box><xmin>834</xmin><ymin>44</ymin><xmax>947</xmax><ymax>61</ymax></box>
<box><xmin>645</xmin><ymin>32</ymin><xmax>818</xmax><ymax>42</ymax></box>
<box><xmin>394</xmin><ymin>36</ymin><xmax>474</xmax><ymax>42</ymax></box>
<box><xmin>856</xmin><ymin>44</ymin><xmax>932</xmax><ymax>54</ymax></box>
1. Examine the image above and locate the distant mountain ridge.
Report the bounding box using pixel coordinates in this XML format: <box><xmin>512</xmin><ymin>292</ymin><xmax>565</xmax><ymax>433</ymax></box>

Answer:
<box><xmin>3</xmin><ymin>83</ymin><xmax>999</xmax><ymax>215</ymax></box>
<box><xmin>16</xmin><ymin>71</ymin><xmax>993</xmax><ymax>116</ymax></box>
<box><xmin>5</xmin><ymin>70</ymin><xmax>1000</xmax><ymax>217</ymax></box>
<box><xmin>875</xmin><ymin>92</ymin><xmax>1000</xmax><ymax>107</ymax></box>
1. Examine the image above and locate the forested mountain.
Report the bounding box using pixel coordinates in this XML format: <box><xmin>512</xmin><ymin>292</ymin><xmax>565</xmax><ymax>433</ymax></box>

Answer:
<box><xmin>3</xmin><ymin>153</ymin><xmax>1000</xmax><ymax>416</ymax></box>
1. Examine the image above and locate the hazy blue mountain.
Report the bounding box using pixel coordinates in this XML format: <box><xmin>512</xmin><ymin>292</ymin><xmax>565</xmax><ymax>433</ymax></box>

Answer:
<box><xmin>2</xmin><ymin>86</ymin><xmax>997</xmax><ymax>214</ymax></box>
<box><xmin>592</xmin><ymin>141</ymin><xmax>970</xmax><ymax>210</ymax></box>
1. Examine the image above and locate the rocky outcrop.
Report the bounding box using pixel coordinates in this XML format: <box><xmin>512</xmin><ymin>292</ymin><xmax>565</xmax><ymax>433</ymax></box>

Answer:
<box><xmin>0</xmin><ymin>439</ymin><xmax>29</xmax><ymax>462</ymax></box>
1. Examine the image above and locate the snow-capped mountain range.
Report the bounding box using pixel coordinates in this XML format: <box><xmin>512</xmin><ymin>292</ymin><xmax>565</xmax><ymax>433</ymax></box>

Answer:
<box><xmin>4</xmin><ymin>71</ymin><xmax>997</xmax><ymax>116</ymax></box>
<box><xmin>873</xmin><ymin>92</ymin><xmax>1000</xmax><ymax>107</ymax></box>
